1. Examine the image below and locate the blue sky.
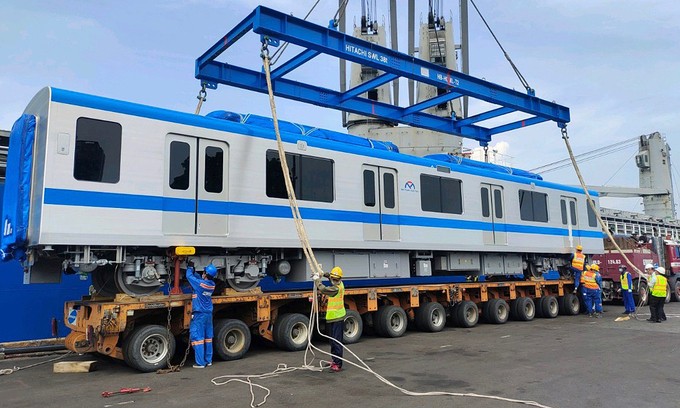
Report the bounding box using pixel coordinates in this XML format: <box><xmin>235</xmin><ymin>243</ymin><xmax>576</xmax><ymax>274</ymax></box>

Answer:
<box><xmin>1</xmin><ymin>0</ymin><xmax>679</xmax><ymax>214</ymax></box>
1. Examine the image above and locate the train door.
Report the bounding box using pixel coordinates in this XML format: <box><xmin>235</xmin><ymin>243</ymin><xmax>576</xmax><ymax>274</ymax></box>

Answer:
<box><xmin>362</xmin><ymin>165</ymin><xmax>400</xmax><ymax>241</ymax></box>
<box><xmin>480</xmin><ymin>184</ymin><xmax>507</xmax><ymax>245</ymax></box>
<box><xmin>560</xmin><ymin>196</ymin><xmax>580</xmax><ymax>248</ymax></box>
<box><xmin>163</xmin><ymin>134</ymin><xmax>228</xmax><ymax>236</ymax></box>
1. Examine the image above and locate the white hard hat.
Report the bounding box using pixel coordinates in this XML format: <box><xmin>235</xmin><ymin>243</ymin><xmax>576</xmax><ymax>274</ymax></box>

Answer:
<box><xmin>656</xmin><ymin>266</ymin><xmax>666</xmax><ymax>275</ymax></box>
<box><xmin>645</xmin><ymin>263</ymin><xmax>654</xmax><ymax>270</ymax></box>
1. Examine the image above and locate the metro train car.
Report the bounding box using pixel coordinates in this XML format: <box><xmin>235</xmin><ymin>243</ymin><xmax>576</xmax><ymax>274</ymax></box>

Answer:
<box><xmin>0</xmin><ymin>87</ymin><xmax>604</xmax><ymax>296</ymax></box>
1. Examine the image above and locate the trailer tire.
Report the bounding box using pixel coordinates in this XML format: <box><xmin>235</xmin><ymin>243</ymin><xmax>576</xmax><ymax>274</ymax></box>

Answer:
<box><xmin>214</xmin><ymin>319</ymin><xmax>251</xmax><ymax>361</ymax></box>
<box><xmin>273</xmin><ymin>313</ymin><xmax>309</xmax><ymax>351</ymax></box>
<box><xmin>537</xmin><ymin>296</ymin><xmax>559</xmax><ymax>318</ymax></box>
<box><xmin>123</xmin><ymin>325</ymin><xmax>176</xmax><ymax>373</ymax></box>
<box><xmin>455</xmin><ymin>301</ymin><xmax>479</xmax><ymax>328</ymax></box>
<box><xmin>447</xmin><ymin>303</ymin><xmax>460</xmax><ymax>327</ymax></box>
<box><xmin>511</xmin><ymin>297</ymin><xmax>535</xmax><ymax>321</ymax></box>
<box><xmin>415</xmin><ymin>302</ymin><xmax>446</xmax><ymax>332</ymax></box>
<box><xmin>484</xmin><ymin>299</ymin><xmax>509</xmax><ymax>324</ymax></box>
<box><xmin>633</xmin><ymin>281</ymin><xmax>649</xmax><ymax>306</ymax></box>
<box><xmin>672</xmin><ymin>280</ymin><xmax>680</xmax><ymax>302</ymax></box>
<box><xmin>559</xmin><ymin>293</ymin><xmax>580</xmax><ymax>316</ymax></box>
<box><xmin>375</xmin><ymin>305</ymin><xmax>407</xmax><ymax>338</ymax></box>
<box><xmin>342</xmin><ymin>310</ymin><xmax>363</xmax><ymax>344</ymax></box>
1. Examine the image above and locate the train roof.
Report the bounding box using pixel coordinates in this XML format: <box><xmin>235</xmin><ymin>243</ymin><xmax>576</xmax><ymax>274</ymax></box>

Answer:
<box><xmin>45</xmin><ymin>87</ymin><xmax>597</xmax><ymax>196</ymax></box>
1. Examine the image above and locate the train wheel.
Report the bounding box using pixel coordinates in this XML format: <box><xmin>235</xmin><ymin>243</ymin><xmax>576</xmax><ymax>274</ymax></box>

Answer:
<box><xmin>123</xmin><ymin>325</ymin><xmax>175</xmax><ymax>373</ymax></box>
<box><xmin>227</xmin><ymin>278</ymin><xmax>259</xmax><ymax>291</ymax></box>
<box><xmin>91</xmin><ymin>265</ymin><xmax>118</xmax><ymax>297</ymax></box>
<box><xmin>559</xmin><ymin>293</ymin><xmax>580</xmax><ymax>316</ymax></box>
<box><xmin>538</xmin><ymin>296</ymin><xmax>559</xmax><ymax>318</ymax></box>
<box><xmin>273</xmin><ymin>313</ymin><xmax>309</xmax><ymax>351</ymax></box>
<box><xmin>375</xmin><ymin>305</ymin><xmax>407</xmax><ymax>338</ymax></box>
<box><xmin>115</xmin><ymin>266</ymin><xmax>163</xmax><ymax>297</ymax></box>
<box><xmin>342</xmin><ymin>310</ymin><xmax>363</xmax><ymax>344</ymax></box>
<box><xmin>214</xmin><ymin>319</ymin><xmax>251</xmax><ymax>361</ymax></box>
<box><xmin>485</xmin><ymin>299</ymin><xmax>509</xmax><ymax>324</ymax></box>
<box><xmin>415</xmin><ymin>302</ymin><xmax>446</xmax><ymax>332</ymax></box>
<box><xmin>455</xmin><ymin>301</ymin><xmax>479</xmax><ymax>328</ymax></box>
<box><xmin>512</xmin><ymin>297</ymin><xmax>535</xmax><ymax>321</ymax></box>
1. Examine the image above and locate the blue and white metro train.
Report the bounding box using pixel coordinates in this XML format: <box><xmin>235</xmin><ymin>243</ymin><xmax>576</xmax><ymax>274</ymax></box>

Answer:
<box><xmin>0</xmin><ymin>87</ymin><xmax>604</xmax><ymax>296</ymax></box>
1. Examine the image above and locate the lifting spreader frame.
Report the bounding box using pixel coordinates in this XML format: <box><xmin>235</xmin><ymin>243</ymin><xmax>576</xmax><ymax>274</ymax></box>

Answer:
<box><xmin>195</xmin><ymin>6</ymin><xmax>570</xmax><ymax>145</ymax></box>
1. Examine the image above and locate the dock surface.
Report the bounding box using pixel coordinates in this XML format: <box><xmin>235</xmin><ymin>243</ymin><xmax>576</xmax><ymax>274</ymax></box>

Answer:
<box><xmin>2</xmin><ymin>302</ymin><xmax>678</xmax><ymax>408</ymax></box>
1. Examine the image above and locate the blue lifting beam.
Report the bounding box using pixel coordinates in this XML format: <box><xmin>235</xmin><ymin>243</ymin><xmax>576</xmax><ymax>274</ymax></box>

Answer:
<box><xmin>195</xmin><ymin>6</ymin><xmax>570</xmax><ymax>144</ymax></box>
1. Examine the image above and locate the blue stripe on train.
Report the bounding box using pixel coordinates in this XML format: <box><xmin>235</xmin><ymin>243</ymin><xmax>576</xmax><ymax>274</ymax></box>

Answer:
<box><xmin>43</xmin><ymin>188</ymin><xmax>604</xmax><ymax>239</ymax></box>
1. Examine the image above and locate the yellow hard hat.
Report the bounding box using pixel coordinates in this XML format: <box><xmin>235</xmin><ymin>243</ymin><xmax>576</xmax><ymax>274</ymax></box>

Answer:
<box><xmin>576</xmin><ymin>245</ymin><xmax>583</xmax><ymax>251</ymax></box>
<box><xmin>330</xmin><ymin>266</ymin><xmax>343</xmax><ymax>279</ymax></box>
<box><xmin>591</xmin><ymin>264</ymin><xmax>600</xmax><ymax>271</ymax></box>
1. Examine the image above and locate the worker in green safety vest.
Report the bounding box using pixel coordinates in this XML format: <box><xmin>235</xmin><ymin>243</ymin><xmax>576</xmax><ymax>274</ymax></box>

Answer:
<box><xmin>314</xmin><ymin>266</ymin><xmax>346</xmax><ymax>372</ymax></box>
<box><xmin>641</xmin><ymin>264</ymin><xmax>668</xmax><ymax>323</ymax></box>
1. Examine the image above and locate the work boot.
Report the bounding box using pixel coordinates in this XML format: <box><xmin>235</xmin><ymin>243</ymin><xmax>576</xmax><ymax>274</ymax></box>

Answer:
<box><xmin>330</xmin><ymin>363</ymin><xmax>342</xmax><ymax>372</ymax></box>
<box><xmin>193</xmin><ymin>364</ymin><xmax>205</xmax><ymax>369</ymax></box>
<box><xmin>595</xmin><ymin>313</ymin><xmax>602</xmax><ymax>318</ymax></box>
<box><xmin>588</xmin><ymin>313</ymin><xmax>594</xmax><ymax>318</ymax></box>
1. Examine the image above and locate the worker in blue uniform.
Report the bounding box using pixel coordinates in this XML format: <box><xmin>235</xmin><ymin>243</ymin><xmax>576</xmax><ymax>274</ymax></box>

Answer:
<box><xmin>187</xmin><ymin>262</ymin><xmax>217</xmax><ymax>368</ymax></box>
<box><xmin>619</xmin><ymin>265</ymin><xmax>635</xmax><ymax>315</ymax></box>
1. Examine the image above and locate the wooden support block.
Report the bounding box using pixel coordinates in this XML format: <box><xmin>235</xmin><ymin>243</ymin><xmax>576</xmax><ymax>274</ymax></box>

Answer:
<box><xmin>53</xmin><ymin>361</ymin><xmax>98</xmax><ymax>373</ymax></box>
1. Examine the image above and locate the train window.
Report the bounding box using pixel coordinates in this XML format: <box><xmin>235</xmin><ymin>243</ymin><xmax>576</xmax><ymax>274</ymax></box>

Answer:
<box><xmin>569</xmin><ymin>201</ymin><xmax>577</xmax><ymax>225</ymax></box>
<box><xmin>73</xmin><ymin>117</ymin><xmax>121</xmax><ymax>183</ymax></box>
<box><xmin>494</xmin><ymin>189</ymin><xmax>503</xmax><ymax>219</ymax></box>
<box><xmin>481</xmin><ymin>187</ymin><xmax>490</xmax><ymax>217</ymax></box>
<box><xmin>587</xmin><ymin>203</ymin><xmax>598</xmax><ymax>227</ymax></box>
<box><xmin>169</xmin><ymin>141</ymin><xmax>191</xmax><ymax>190</ymax></box>
<box><xmin>519</xmin><ymin>190</ymin><xmax>548</xmax><ymax>222</ymax></box>
<box><xmin>266</xmin><ymin>150</ymin><xmax>333</xmax><ymax>203</ymax></box>
<box><xmin>363</xmin><ymin>170</ymin><xmax>376</xmax><ymax>207</ymax></box>
<box><xmin>204</xmin><ymin>146</ymin><xmax>223</xmax><ymax>193</ymax></box>
<box><xmin>441</xmin><ymin>178</ymin><xmax>462</xmax><ymax>214</ymax></box>
<box><xmin>420</xmin><ymin>174</ymin><xmax>462</xmax><ymax>214</ymax></box>
<box><xmin>560</xmin><ymin>200</ymin><xmax>568</xmax><ymax>225</ymax></box>
<box><xmin>383</xmin><ymin>173</ymin><xmax>395</xmax><ymax>209</ymax></box>
<box><xmin>300</xmin><ymin>155</ymin><xmax>333</xmax><ymax>202</ymax></box>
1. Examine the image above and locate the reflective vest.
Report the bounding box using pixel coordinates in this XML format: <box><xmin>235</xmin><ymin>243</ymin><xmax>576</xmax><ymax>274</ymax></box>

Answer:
<box><xmin>620</xmin><ymin>271</ymin><xmax>630</xmax><ymax>290</ymax></box>
<box><xmin>325</xmin><ymin>282</ymin><xmax>346</xmax><ymax>321</ymax></box>
<box><xmin>651</xmin><ymin>275</ymin><xmax>668</xmax><ymax>298</ymax></box>
<box><xmin>581</xmin><ymin>270</ymin><xmax>599</xmax><ymax>290</ymax></box>
<box><xmin>572</xmin><ymin>252</ymin><xmax>585</xmax><ymax>271</ymax></box>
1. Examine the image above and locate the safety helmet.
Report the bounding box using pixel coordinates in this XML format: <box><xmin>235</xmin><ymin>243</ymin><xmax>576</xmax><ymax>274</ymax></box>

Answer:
<box><xmin>329</xmin><ymin>266</ymin><xmax>343</xmax><ymax>279</ymax></box>
<box><xmin>591</xmin><ymin>264</ymin><xmax>600</xmax><ymax>272</ymax></box>
<box><xmin>645</xmin><ymin>263</ymin><xmax>654</xmax><ymax>270</ymax></box>
<box><xmin>204</xmin><ymin>263</ymin><xmax>218</xmax><ymax>278</ymax></box>
<box><xmin>656</xmin><ymin>266</ymin><xmax>666</xmax><ymax>275</ymax></box>
<box><xmin>576</xmin><ymin>245</ymin><xmax>583</xmax><ymax>251</ymax></box>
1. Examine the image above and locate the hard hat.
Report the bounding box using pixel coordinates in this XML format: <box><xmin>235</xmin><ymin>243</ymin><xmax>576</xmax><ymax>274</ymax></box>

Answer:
<box><xmin>329</xmin><ymin>266</ymin><xmax>343</xmax><ymax>279</ymax></box>
<box><xmin>591</xmin><ymin>264</ymin><xmax>600</xmax><ymax>271</ymax></box>
<box><xmin>655</xmin><ymin>266</ymin><xmax>666</xmax><ymax>275</ymax></box>
<box><xmin>576</xmin><ymin>245</ymin><xmax>583</xmax><ymax>251</ymax></box>
<box><xmin>645</xmin><ymin>263</ymin><xmax>654</xmax><ymax>270</ymax></box>
<box><xmin>204</xmin><ymin>263</ymin><xmax>218</xmax><ymax>278</ymax></box>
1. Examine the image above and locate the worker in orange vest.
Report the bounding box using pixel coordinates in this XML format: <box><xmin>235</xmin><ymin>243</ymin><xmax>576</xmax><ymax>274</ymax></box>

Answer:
<box><xmin>570</xmin><ymin>245</ymin><xmax>587</xmax><ymax>296</ymax></box>
<box><xmin>581</xmin><ymin>264</ymin><xmax>602</xmax><ymax>318</ymax></box>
